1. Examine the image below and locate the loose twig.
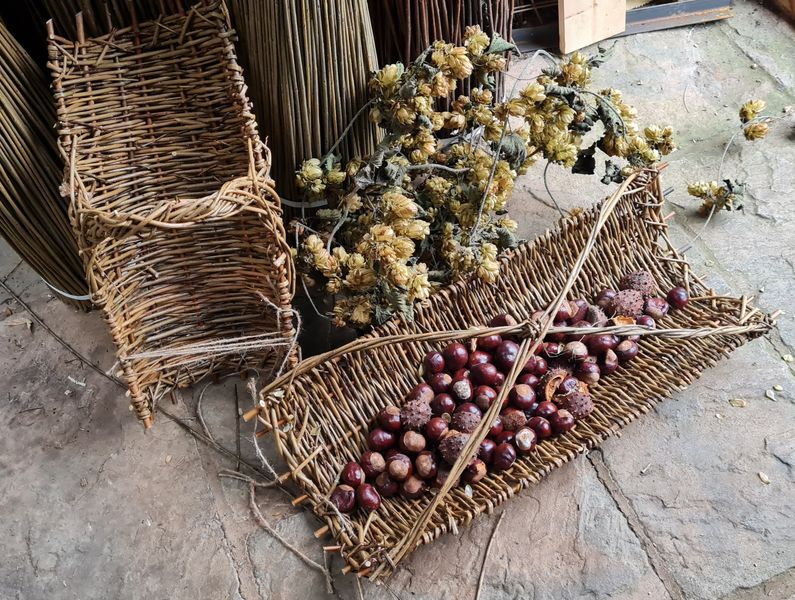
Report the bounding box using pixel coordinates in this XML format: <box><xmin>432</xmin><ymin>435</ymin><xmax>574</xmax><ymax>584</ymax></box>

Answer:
<box><xmin>475</xmin><ymin>512</ymin><xmax>506</xmax><ymax>600</ymax></box>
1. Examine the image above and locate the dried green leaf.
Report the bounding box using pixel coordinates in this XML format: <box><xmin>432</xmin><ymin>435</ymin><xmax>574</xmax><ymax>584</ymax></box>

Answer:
<box><xmin>486</xmin><ymin>33</ymin><xmax>517</xmax><ymax>56</ymax></box>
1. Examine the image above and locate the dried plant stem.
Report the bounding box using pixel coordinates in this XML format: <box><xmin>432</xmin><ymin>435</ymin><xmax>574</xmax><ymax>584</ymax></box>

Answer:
<box><xmin>475</xmin><ymin>512</ymin><xmax>505</xmax><ymax>600</ymax></box>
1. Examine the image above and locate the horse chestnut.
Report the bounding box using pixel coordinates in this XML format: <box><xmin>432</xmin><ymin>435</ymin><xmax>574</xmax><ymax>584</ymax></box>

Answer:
<box><xmin>377</xmin><ymin>406</ymin><xmax>401</xmax><ymax>432</ymax></box>
<box><xmin>423</xmin><ymin>351</ymin><xmax>445</xmax><ymax>375</ymax></box>
<box><xmin>495</xmin><ymin>340</ymin><xmax>520</xmax><ymax>372</ymax></box>
<box><xmin>407</xmin><ymin>383</ymin><xmax>434</xmax><ymax>403</ymax></box>
<box><xmin>451</xmin><ymin>377</ymin><xmax>474</xmax><ymax>402</ymax></box>
<box><xmin>528</xmin><ymin>416</ymin><xmax>553</xmax><ymax>439</ymax></box>
<box><xmin>667</xmin><ymin>286</ymin><xmax>689</xmax><ymax>309</ymax></box>
<box><xmin>468</xmin><ymin>350</ymin><xmax>492</xmax><ymax>367</ymax></box>
<box><xmin>493</xmin><ymin>442</ymin><xmax>517</xmax><ymax>470</ymax></box>
<box><xmin>479</xmin><ymin>438</ymin><xmax>497</xmax><ymax>464</ymax></box>
<box><xmin>576</xmin><ymin>362</ymin><xmax>600</xmax><ymax>385</ymax></box>
<box><xmin>489</xmin><ymin>415</ymin><xmax>504</xmax><ymax>437</ymax></box>
<box><xmin>494</xmin><ymin>430</ymin><xmax>515</xmax><ymax>445</ymax></box>
<box><xmin>387</xmin><ymin>453</ymin><xmax>413</xmax><ymax>481</ymax></box>
<box><xmin>550</xmin><ymin>409</ymin><xmax>576</xmax><ymax>434</ymax></box>
<box><xmin>463</xmin><ymin>459</ymin><xmax>488</xmax><ymax>484</ymax></box>
<box><xmin>570</xmin><ymin>298</ymin><xmax>589</xmax><ymax>322</ymax></box>
<box><xmin>429</xmin><ymin>372</ymin><xmax>452</xmax><ymax>394</ymax></box>
<box><xmin>471</xmin><ymin>362</ymin><xmax>500</xmax><ymax>386</ymax></box>
<box><xmin>489</xmin><ymin>313</ymin><xmax>518</xmax><ymax>328</ymax></box>
<box><xmin>595</xmin><ymin>289</ymin><xmax>617</xmax><ymax>309</ymax></box>
<box><xmin>477</xmin><ymin>333</ymin><xmax>503</xmax><ymax>351</ymax></box>
<box><xmin>644</xmin><ymin>297</ymin><xmax>669</xmax><ymax>320</ymax></box>
<box><xmin>330</xmin><ymin>485</ymin><xmax>356</xmax><ymax>513</ymax></box>
<box><xmin>509</xmin><ymin>384</ymin><xmax>536</xmax><ymax>411</ymax></box>
<box><xmin>442</xmin><ymin>342</ymin><xmax>469</xmax><ymax>371</ymax></box>
<box><xmin>564</xmin><ymin>341</ymin><xmax>589</xmax><ymax>362</ymax></box>
<box><xmin>356</xmin><ymin>484</ymin><xmax>381</xmax><ymax>511</ymax></box>
<box><xmin>368</xmin><ymin>428</ymin><xmax>396</xmax><ymax>451</ymax></box>
<box><xmin>425</xmin><ymin>417</ymin><xmax>449</xmax><ymax>441</ymax></box>
<box><xmin>636</xmin><ymin>314</ymin><xmax>656</xmax><ymax>328</ymax></box>
<box><xmin>374</xmin><ymin>472</ymin><xmax>399</xmax><ymax>498</ymax></box>
<box><xmin>430</xmin><ymin>393</ymin><xmax>456</xmax><ymax>416</ymax></box>
<box><xmin>517</xmin><ymin>373</ymin><xmax>540</xmax><ymax>388</ymax></box>
<box><xmin>556</xmin><ymin>301</ymin><xmax>574</xmax><ymax>323</ymax></box>
<box><xmin>341</xmin><ymin>462</ymin><xmax>365</xmax><ymax>487</ymax></box>
<box><xmin>400</xmin><ymin>430</ymin><xmax>427</xmax><ymax>454</ymax></box>
<box><xmin>514</xmin><ymin>427</ymin><xmax>537</xmax><ymax>455</ymax></box>
<box><xmin>535</xmin><ymin>401</ymin><xmax>558</xmax><ymax>419</ymax></box>
<box><xmin>401</xmin><ymin>476</ymin><xmax>425</xmax><ymax>499</ymax></box>
<box><xmin>474</xmin><ymin>385</ymin><xmax>498</xmax><ymax>411</ymax></box>
<box><xmin>359</xmin><ymin>451</ymin><xmax>385</xmax><ymax>479</ymax></box>
<box><xmin>601</xmin><ymin>349</ymin><xmax>619</xmax><ymax>375</ymax></box>
<box><xmin>615</xmin><ymin>340</ymin><xmax>639</xmax><ymax>362</ymax></box>
<box><xmin>414</xmin><ymin>451</ymin><xmax>438</xmax><ymax>480</ymax></box>
<box><xmin>586</xmin><ymin>334</ymin><xmax>618</xmax><ymax>354</ymax></box>
<box><xmin>557</xmin><ymin>376</ymin><xmax>579</xmax><ymax>395</ymax></box>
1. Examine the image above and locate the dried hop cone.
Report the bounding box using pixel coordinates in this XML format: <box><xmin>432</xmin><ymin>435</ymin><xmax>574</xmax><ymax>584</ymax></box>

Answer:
<box><xmin>451</xmin><ymin>410</ymin><xmax>481</xmax><ymax>433</ymax></box>
<box><xmin>400</xmin><ymin>399</ymin><xmax>432</xmax><ymax>431</ymax></box>
<box><xmin>439</xmin><ymin>431</ymin><xmax>472</xmax><ymax>465</ymax></box>
<box><xmin>618</xmin><ymin>270</ymin><xmax>656</xmax><ymax>297</ymax></box>
<box><xmin>608</xmin><ymin>289</ymin><xmax>645</xmax><ymax>318</ymax></box>
<box><xmin>556</xmin><ymin>391</ymin><xmax>594</xmax><ymax>420</ymax></box>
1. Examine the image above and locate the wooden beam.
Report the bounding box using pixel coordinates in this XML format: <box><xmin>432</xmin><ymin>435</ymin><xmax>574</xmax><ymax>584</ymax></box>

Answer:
<box><xmin>558</xmin><ymin>0</ymin><xmax>627</xmax><ymax>53</ymax></box>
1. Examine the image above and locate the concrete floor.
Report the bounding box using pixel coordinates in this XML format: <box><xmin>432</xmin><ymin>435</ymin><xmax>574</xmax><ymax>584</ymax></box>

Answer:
<box><xmin>1</xmin><ymin>2</ymin><xmax>794</xmax><ymax>598</ymax></box>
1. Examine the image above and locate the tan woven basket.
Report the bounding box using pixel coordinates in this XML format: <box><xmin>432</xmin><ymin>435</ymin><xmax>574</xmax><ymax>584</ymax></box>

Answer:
<box><xmin>48</xmin><ymin>1</ymin><xmax>296</xmax><ymax>427</ymax></box>
<box><xmin>248</xmin><ymin>168</ymin><xmax>772</xmax><ymax>578</ymax></box>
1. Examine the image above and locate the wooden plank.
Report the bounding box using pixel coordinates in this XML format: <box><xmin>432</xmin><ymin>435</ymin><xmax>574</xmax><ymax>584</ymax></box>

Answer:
<box><xmin>558</xmin><ymin>0</ymin><xmax>627</xmax><ymax>53</ymax></box>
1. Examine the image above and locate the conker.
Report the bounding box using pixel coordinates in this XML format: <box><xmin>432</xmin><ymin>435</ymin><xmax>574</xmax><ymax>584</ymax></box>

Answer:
<box><xmin>550</xmin><ymin>410</ymin><xmax>576</xmax><ymax>434</ymax></box>
<box><xmin>477</xmin><ymin>333</ymin><xmax>502</xmax><ymax>351</ymax></box>
<box><xmin>531</xmin><ymin>356</ymin><xmax>548</xmax><ymax>376</ymax></box>
<box><xmin>615</xmin><ymin>340</ymin><xmax>639</xmax><ymax>362</ymax></box>
<box><xmin>423</xmin><ymin>351</ymin><xmax>445</xmax><ymax>375</ymax></box>
<box><xmin>374</xmin><ymin>472</ymin><xmax>399</xmax><ymax>498</ymax></box>
<box><xmin>514</xmin><ymin>427</ymin><xmax>537</xmax><ymax>455</ymax></box>
<box><xmin>387</xmin><ymin>453</ymin><xmax>413</xmax><ymax>481</ymax></box>
<box><xmin>667</xmin><ymin>286</ymin><xmax>689</xmax><ymax>309</ymax></box>
<box><xmin>493</xmin><ymin>371</ymin><xmax>506</xmax><ymax>388</ymax></box>
<box><xmin>429</xmin><ymin>372</ymin><xmax>452</xmax><ymax>394</ymax></box>
<box><xmin>555</xmin><ymin>301</ymin><xmax>574</xmax><ymax>323</ymax></box>
<box><xmin>377</xmin><ymin>406</ymin><xmax>401</xmax><ymax>432</ymax></box>
<box><xmin>356</xmin><ymin>483</ymin><xmax>381</xmax><ymax>511</ymax></box>
<box><xmin>488</xmin><ymin>313</ymin><xmax>518</xmax><ymax>328</ymax></box>
<box><xmin>576</xmin><ymin>362</ymin><xmax>600</xmax><ymax>385</ymax></box>
<box><xmin>474</xmin><ymin>385</ymin><xmax>498</xmax><ymax>411</ymax></box>
<box><xmin>471</xmin><ymin>362</ymin><xmax>500</xmax><ymax>386</ymax></box>
<box><xmin>494</xmin><ymin>340</ymin><xmax>520</xmax><ymax>372</ymax></box>
<box><xmin>463</xmin><ymin>459</ymin><xmax>488</xmax><ymax>484</ymax></box>
<box><xmin>359</xmin><ymin>451</ymin><xmax>385</xmax><ymax>479</ymax></box>
<box><xmin>488</xmin><ymin>415</ymin><xmax>504</xmax><ymax>437</ymax></box>
<box><xmin>528</xmin><ymin>416</ymin><xmax>553</xmax><ymax>440</ymax></box>
<box><xmin>330</xmin><ymin>485</ymin><xmax>356</xmax><ymax>513</ymax></box>
<box><xmin>400</xmin><ymin>430</ymin><xmax>427</xmax><ymax>454</ymax></box>
<box><xmin>570</xmin><ymin>298</ymin><xmax>589</xmax><ymax>322</ymax></box>
<box><xmin>500</xmin><ymin>408</ymin><xmax>527</xmax><ymax>431</ymax></box>
<box><xmin>595</xmin><ymin>288</ymin><xmax>617</xmax><ymax>309</ymax></box>
<box><xmin>451</xmin><ymin>377</ymin><xmax>474</xmax><ymax>402</ymax></box>
<box><xmin>430</xmin><ymin>393</ymin><xmax>456</xmax><ymax>416</ymax></box>
<box><xmin>456</xmin><ymin>402</ymin><xmax>482</xmax><ymax>417</ymax></box>
<box><xmin>644</xmin><ymin>297</ymin><xmax>669</xmax><ymax>320</ymax></box>
<box><xmin>368</xmin><ymin>428</ymin><xmax>396</xmax><ymax>451</ymax></box>
<box><xmin>636</xmin><ymin>314</ymin><xmax>656</xmax><ymax>328</ymax></box>
<box><xmin>494</xmin><ymin>430</ymin><xmax>515</xmax><ymax>445</ymax></box>
<box><xmin>434</xmin><ymin>465</ymin><xmax>459</xmax><ymax>490</ymax></box>
<box><xmin>509</xmin><ymin>384</ymin><xmax>536</xmax><ymax>411</ymax></box>
<box><xmin>586</xmin><ymin>334</ymin><xmax>618</xmax><ymax>355</ymax></box>
<box><xmin>542</xmin><ymin>342</ymin><xmax>565</xmax><ymax>358</ymax></box>
<box><xmin>479</xmin><ymin>438</ymin><xmax>496</xmax><ymax>464</ymax></box>
<box><xmin>401</xmin><ymin>476</ymin><xmax>425</xmax><ymax>500</ymax></box>
<box><xmin>557</xmin><ymin>376</ymin><xmax>580</xmax><ymax>395</ymax></box>
<box><xmin>468</xmin><ymin>350</ymin><xmax>492</xmax><ymax>367</ymax></box>
<box><xmin>414</xmin><ymin>451</ymin><xmax>438</xmax><ymax>480</ymax></box>
<box><xmin>517</xmin><ymin>373</ymin><xmax>540</xmax><ymax>388</ymax></box>
<box><xmin>601</xmin><ymin>349</ymin><xmax>619</xmax><ymax>375</ymax></box>
<box><xmin>407</xmin><ymin>383</ymin><xmax>434</xmax><ymax>403</ymax></box>
<box><xmin>341</xmin><ymin>461</ymin><xmax>365</xmax><ymax>487</ymax></box>
<box><xmin>442</xmin><ymin>342</ymin><xmax>469</xmax><ymax>371</ymax></box>
<box><xmin>425</xmin><ymin>417</ymin><xmax>449</xmax><ymax>441</ymax></box>
<box><xmin>564</xmin><ymin>341</ymin><xmax>589</xmax><ymax>362</ymax></box>
<box><xmin>535</xmin><ymin>401</ymin><xmax>558</xmax><ymax>419</ymax></box>
<box><xmin>493</xmin><ymin>442</ymin><xmax>517</xmax><ymax>471</ymax></box>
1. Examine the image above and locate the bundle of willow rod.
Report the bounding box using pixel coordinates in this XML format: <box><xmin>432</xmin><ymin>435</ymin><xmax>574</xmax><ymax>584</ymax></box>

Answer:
<box><xmin>49</xmin><ymin>1</ymin><xmax>296</xmax><ymax>427</ymax></box>
<box><xmin>368</xmin><ymin>0</ymin><xmax>514</xmax><ymax>104</ymax></box>
<box><xmin>226</xmin><ymin>0</ymin><xmax>380</xmax><ymax>214</ymax></box>
<box><xmin>0</xmin><ymin>20</ymin><xmax>89</xmax><ymax>310</ymax></box>
<box><xmin>247</xmin><ymin>168</ymin><xmax>773</xmax><ymax>578</ymax></box>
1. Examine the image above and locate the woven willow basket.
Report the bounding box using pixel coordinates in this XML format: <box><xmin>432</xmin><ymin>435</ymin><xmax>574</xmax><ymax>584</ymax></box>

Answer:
<box><xmin>48</xmin><ymin>1</ymin><xmax>296</xmax><ymax>427</ymax></box>
<box><xmin>249</xmin><ymin>168</ymin><xmax>772</xmax><ymax>578</ymax></box>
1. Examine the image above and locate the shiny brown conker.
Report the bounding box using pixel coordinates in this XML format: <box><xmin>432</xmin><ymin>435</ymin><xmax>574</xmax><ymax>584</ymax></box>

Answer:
<box><xmin>474</xmin><ymin>385</ymin><xmax>498</xmax><ymax>411</ymax></box>
<box><xmin>528</xmin><ymin>416</ymin><xmax>553</xmax><ymax>439</ymax></box>
<box><xmin>467</xmin><ymin>350</ymin><xmax>492</xmax><ymax>367</ymax></box>
<box><xmin>517</xmin><ymin>373</ymin><xmax>540</xmax><ymax>388</ymax></box>
<box><xmin>488</xmin><ymin>415</ymin><xmax>504</xmax><ymax>437</ymax></box>
<box><xmin>400</xmin><ymin>430</ymin><xmax>427</xmax><ymax>454</ymax></box>
<box><xmin>368</xmin><ymin>428</ymin><xmax>396</xmax><ymax>451</ymax></box>
<box><xmin>509</xmin><ymin>384</ymin><xmax>536</xmax><ymax>411</ymax></box>
<box><xmin>479</xmin><ymin>438</ymin><xmax>497</xmax><ymax>464</ymax></box>
<box><xmin>463</xmin><ymin>458</ymin><xmax>488</xmax><ymax>484</ymax></box>
<box><xmin>489</xmin><ymin>313</ymin><xmax>518</xmax><ymax>328</ymax></box>
<box><xmin>451</xmin><ymin>377</ymin><xmax>474</xmax><ymax>403</ymax></box>
<box><xmin>550</xmin><ymin>409</ymin><xmax>576</xmax><ymax>434</ymax></box>
<box><xmin>535</xmin><ymin>401</ymin><xmax>558</xmax><ymax>419</ymax></box>
<box><xmin>425</xmin><ymin>417</ymin><xmax>449</xmax><ymax>442</ymax></box>
<box><xmin>494</xmin><ymin>430</ymin><xmax>515</xmax><ymax>445</ymax></box>
<box><xmin>407</xmin><ymin>382</ymin><xmax>434</xmax><ymax>403</ymax></box>
<box><xmin>377</xmin><ymin>405</ymin><xmax>401</xmax><ymax>432</ymax></box>
<box><xmin>601</xmin><ymin>349</ymin><xmax>619</xmax><ymax>375</ymax></box>
<box><xmin>636</xmin><ymin>314</ymin><xmax>656</xmax><ymax>328</ymax></box>
<box><xmin>387</xmin><ymin>453</ymin><xmax>413</xmax><ymax>482</ymax></box>
<box><xmin>429</xmin><ymin>372</ymin><xmax>453</xmax><ymax>394</ymax></box>
<box><xmin>555</xmin><ymin>301</ymin><xmax>574</xmax><ymax>323</ymax></box>
<box><xmin>570</xmin><ymin>298</ymin><xmax>589</xmax><ymax>322</ymax></box>
<box><xmin>586</xmin><ymin>334</ymin><xmax>619</xmax><ymax>354</ymax></box>
<box><xmin>615</xmin><ymin>340</ymin><xmax>639</xmax><ymax>362</ymax></box>
<box><xmin>644</xmin><ymin>297</ymin><xmax>669</xmax><ymax>320</ymax></box>
<box><xmin>401</xmin><ymin>476</ymin><xmax>425</xmax><ymax>500</ymax></box>
<box><xmin>471</xmin><ymin>362</ymin><xmax>500</xmax><ymax>386</ymax></box>
<box><xmin>565</xmin><ymin>341</ymin><xmax>589</xmax><ymax>362</ymax></box>
<box><xmin>330</xmin><ymin>485</ymin><xmax>356</xmax><ymax>513</ymax></box>
<box><xmin>557</xmin><ymin>376</ymin><xmax>580</xmax><ymax>395</ymax></box>
<box><xmin>430</xmin><ymin>393</ymin><xmax>456</xmax><ymax>416</ymax></box>
<box><xmin>667</xmin><ymin>286</ymin><xmax>689</xmax><ymax>309</ymax></box>
<box><xmin>514</xmin><ymin>427</ymin><xmax>537</xmax><ymax>455</ymax></box>
<box><xmin>595</xmin><ymin>289</ymin><xmax>617</xmax><ymax>309</ymax></box>
<box><xmin>493</xmin><ymin>442</ymin><xmax>517</xmax><ymax>471</ymax></box>
<box><xmin>374</xmin><ymin>472</ymin><xmax>399</xmax><ymax>498</ymax></box>
<box><xmin>494</xmin><ymin>340</ymin><xmax>520</xmax><ymax>372</ymax></box>
<box><xmin>442</xmin><ymin>342</ymin><xmax>469</xmax><ymax>371</ymax></box>
<box><xmin>423</xmin><ymin>351</ymin><xmax>445</xmax><ymax>375</ymax></box>
<box><xmin>476</xmin><ymin>333</ymin><xmax>503</xmax><ymax>351</ymax></box>
<box><xmin>341</xmin><ymin>461</ymin><xmax>365</xmax><ymax>487</ymax></box>
<box><xmin>414</xmin><ymin>451</ymin><xmax>438</xmax><ymax>480</ymax></box>
<box><xmin>356</xmin><ymin>483</ymin><xmax>381</xmax><ymax>511</ymax></box>
<box><xmin>576</xmin><ymin>362</ymin><xmax>600</xmax><ymax>385</ymax></box>
<box><xmin>359</xmin><ymin>451</ymin><xmax>385</xmax><ymax>479</ymax></box>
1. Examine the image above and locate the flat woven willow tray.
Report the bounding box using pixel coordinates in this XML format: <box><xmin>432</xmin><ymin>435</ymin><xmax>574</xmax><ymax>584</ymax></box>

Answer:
<box><xmin>48</xmin><ymin>1</ymin><xmax>296</xmax><ymax>427</ymax></box>
<box><xmin>249</xmin><ymin>168</ymin><xmax>772</xmax><ymax>578</ymax></box>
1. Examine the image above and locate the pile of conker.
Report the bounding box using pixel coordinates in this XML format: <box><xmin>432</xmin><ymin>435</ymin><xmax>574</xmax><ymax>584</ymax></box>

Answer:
<box><xmin>330</xmin><ymin>272</ymin><xmax>689</xmax><ymax>514</ymax></box>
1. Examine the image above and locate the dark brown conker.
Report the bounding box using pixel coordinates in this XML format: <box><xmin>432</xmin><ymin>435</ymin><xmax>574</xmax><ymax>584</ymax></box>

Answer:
<box><xmin>414</xmin><ymin>451</ymin><xmax>438</xmax><ymax>480</ymax></box>
<box><xmin>531</xmin><ymin>356</ymin><xmax>548</xmax><ymax>376</ymax></box>
<box><xmin>494</xmin><ymin>340</ymin><xmax>520</xmax><ymax>372</ymax></box>
<box><xmin>601</xmin><ymin>349</ymin><xmax>619</xmax><ymax>375</ymax></box>
<box><xmin>586</xmin><ymin>334</ymin><xmax>619</xmax><ymax>355</ymax></box>
<box><xmin>488</xmin><ymin>415</ymin><xmax>504</xmax><ymax>437</ymax></box>
<box><xmin>377</xmin><ymin>405</ymin><xmax>401</xmax><ymax>432</ymax></box>
<box><xmin>456</xmin><ymin>402</ymin><xmax>482</xmax><ymax>417</ymax></box>
<box><xmin>595</xmin><ymin>288</ymin><xmax>617</xmax><ymax>309</ymax></box>
<box><xmin>615</xmin><ymin>340</ymin><xmax>639</xmax><ymax>362</ymax></box>
<box><xmin>400</xmin><ymin>430</ymin><xmax>427</xmax><ymax>454</ymax></box>
<box><xmin>514</xmin><ymin>427</ymin><xmax>537</xmax><ymax>455</ymax></box>
<box><xmin>429</xmin><ymin>372</ymin><xmax>453</xmax><ymax>394</ymax></box>
<box><xmin>471</xmin><ymin>362</ymin><xmax>500</xmax><ymax>386</ymax></box>
<box><xmin>667</xmin><ymin>286</ymin><xmax>689</xmax><ymax>309</ymax></box>
<box><xmin>356</xmin><ymin>483</ymin><xmax>381</xmax><ymax>511</ymax></box>
<box><xmin>374</xmin><ymin>472</ymin><xmax>399</xmax><ymax>498</ymax></box>
<box><xmin>550</xmin><ymin>409</ymin><xmax>576</xmax><ymax>434</ymax></box>
<box><xmin>535</xmin><ymin>401</ymin><xmax>558</xmax><ymax>419</ymax></box>
<box><xmin>423</xmin><ymin>351</ymin><xmax>445</xmax><ymax>375</ymax></box>
<box><xmin>493</xmin><ymin>371</ymin><xmax>506</xmax><ymax>388</ymax></box>
<box><xmin>467</xmin><ymin>350</ymin><xmax>492</xmax><ymax>367</ymax></box>
<box><xmin>387</xmin><ymin>453</ymin><xmax>413</xmax><ymax>482</ymax></box>
<box><xmin>570</xmin><ymin>298</ymin><xmax>589</xmax><ymax>322</ymax></box>
<box><xmin>368</xmin><ymin>428</ymin><xmax>396</xmax><ymax>451</ymax></box>
<box><xmin>644</xmin><ymin>297</ymin><xmax>669</xmax><ymax>320</ymax></box>
<box><xmin>425</xmin><ymin>417</ymin><xmax>449</xmax><ymax>442</ymax></box>
<box><xmin>359</xmin><ymin>451</ymin><xmax>385</xmax><ymax>479</ymax></box>
<box><xmin>479</xmin><ymin>438</ymin><xmax>496</xmax><ymax>464</ymax></box>
<box><xmin>474</xmin><ymin>385</ymin><xmax>498</xmax><ymax>411</ymax></box>
<box><xmin>463</xmin><ymin>458</ymin><xmax>488</xmax><ymax>484</ymax></box>
<box><xmin>401</xmin><ymin>476</ymin><xmax>426</xmax><ymax>500</ymax></box>
<box><xmin>509</xmin><ymin>384</ymin><xmax>536</xmax><ymax>411</ymax></box>
<box><xmin>407</xmin><ymin>383</ymin><xmax>434</xmax><ymax>403</ymax></box>
<box><xmin>636</xmin><ymin>314</ymin><xmax>656</xmax><ymax>328</ymax></box>
<box><xmin>576</xmin><ymin>362</ymin><xmax>600</xmax><ymax>385</ymax></box>
<box><xmin>489</xmin><ymin>313</ymin><xmax>518</xmax><ymax>328</ymax></box>
<box><xmin>542</xmin><ymin>342</ymin><xmax>565</xmax><ymax>358</ymax></box>
<box><xmin>477</xmin><ymin>333</ymin><xmax>503</xmax><ymax>351</ymax></box>
<box><xmin>557</xmin><ymin>376</ymin><xmax>580</xmax><ymax>395</ymax></box>
<box><xmin>555</xmin><ymin>301</ymin><xmax>574</xmax><ymax>323</ymax></box>
<box><xmin>434</xmin><ymin>465</ymin><xmax>459</xmax><ymax>490</ymax></box>
<box><xmin>341</xmin><ymin>462</ymin><xmax>365</xmax><ymax>488</ymax></box>
<box><xmin>430</xmin><ymin>393</ymin><xmax>456</xmax><ymax>416</ymax></box>
<box><xmin>528</xmin><ymin>416</ymin><xmax>553</xmax><ymax>440</ymax></box>
<box><xmin>442</xmin><ymin>342</ymin><xmax>469</xmax><ymax>371</ymax></box>
<box><xmin>564</xmin><ymin>341</ymin><xmax>589</xmax><ymax>362</ymax></box>
<box><xmin>451</xmin><ymin>377</ymin><xmax>474</xmax><ymax>403</ymax></box>
<box><xmin>330</xmin><ymin>485</ymin><xmax>356</xmax><ymax>513</ymax></box>
<box><xmin>493</xmin><ymin>442</ymin><xmax>517</xmax><ymax>471</ymax></box>
<box><xmin>517</xmin><ymin>373</ymin><xmax>540</xmax><ymax>388</ymax></box>
<box><xmin>494</xmin><ymin>430</ymin><xmax>515</xmax><ymax>445</ymax></box>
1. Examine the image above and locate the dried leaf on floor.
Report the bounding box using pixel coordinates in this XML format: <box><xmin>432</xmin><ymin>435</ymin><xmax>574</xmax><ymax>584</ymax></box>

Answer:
<box><xmin>757</xmin><ymin>472</ymin><xmax>770</xmax><ymax>485</ymax></box>
<box><xmin>4</xmin><ymin>317</ymin><xmax>32</xmax><ymax>330</ymax></box>
<box><xmin>765</xmin><ymin>389</ymin><xmax>776</xmax><ymax>401</ymax></box>
<box><xmin>728</xmin><ymin>399</ymin><xmax>747</xmax><ymax>408</ymax></box>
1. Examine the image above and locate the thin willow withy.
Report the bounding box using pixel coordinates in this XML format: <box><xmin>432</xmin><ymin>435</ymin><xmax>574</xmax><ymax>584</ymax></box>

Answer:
<box><xmin>250</xmin><ymin>168</ymin><xmax>773</xmax><ymax>578</ymax></box>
